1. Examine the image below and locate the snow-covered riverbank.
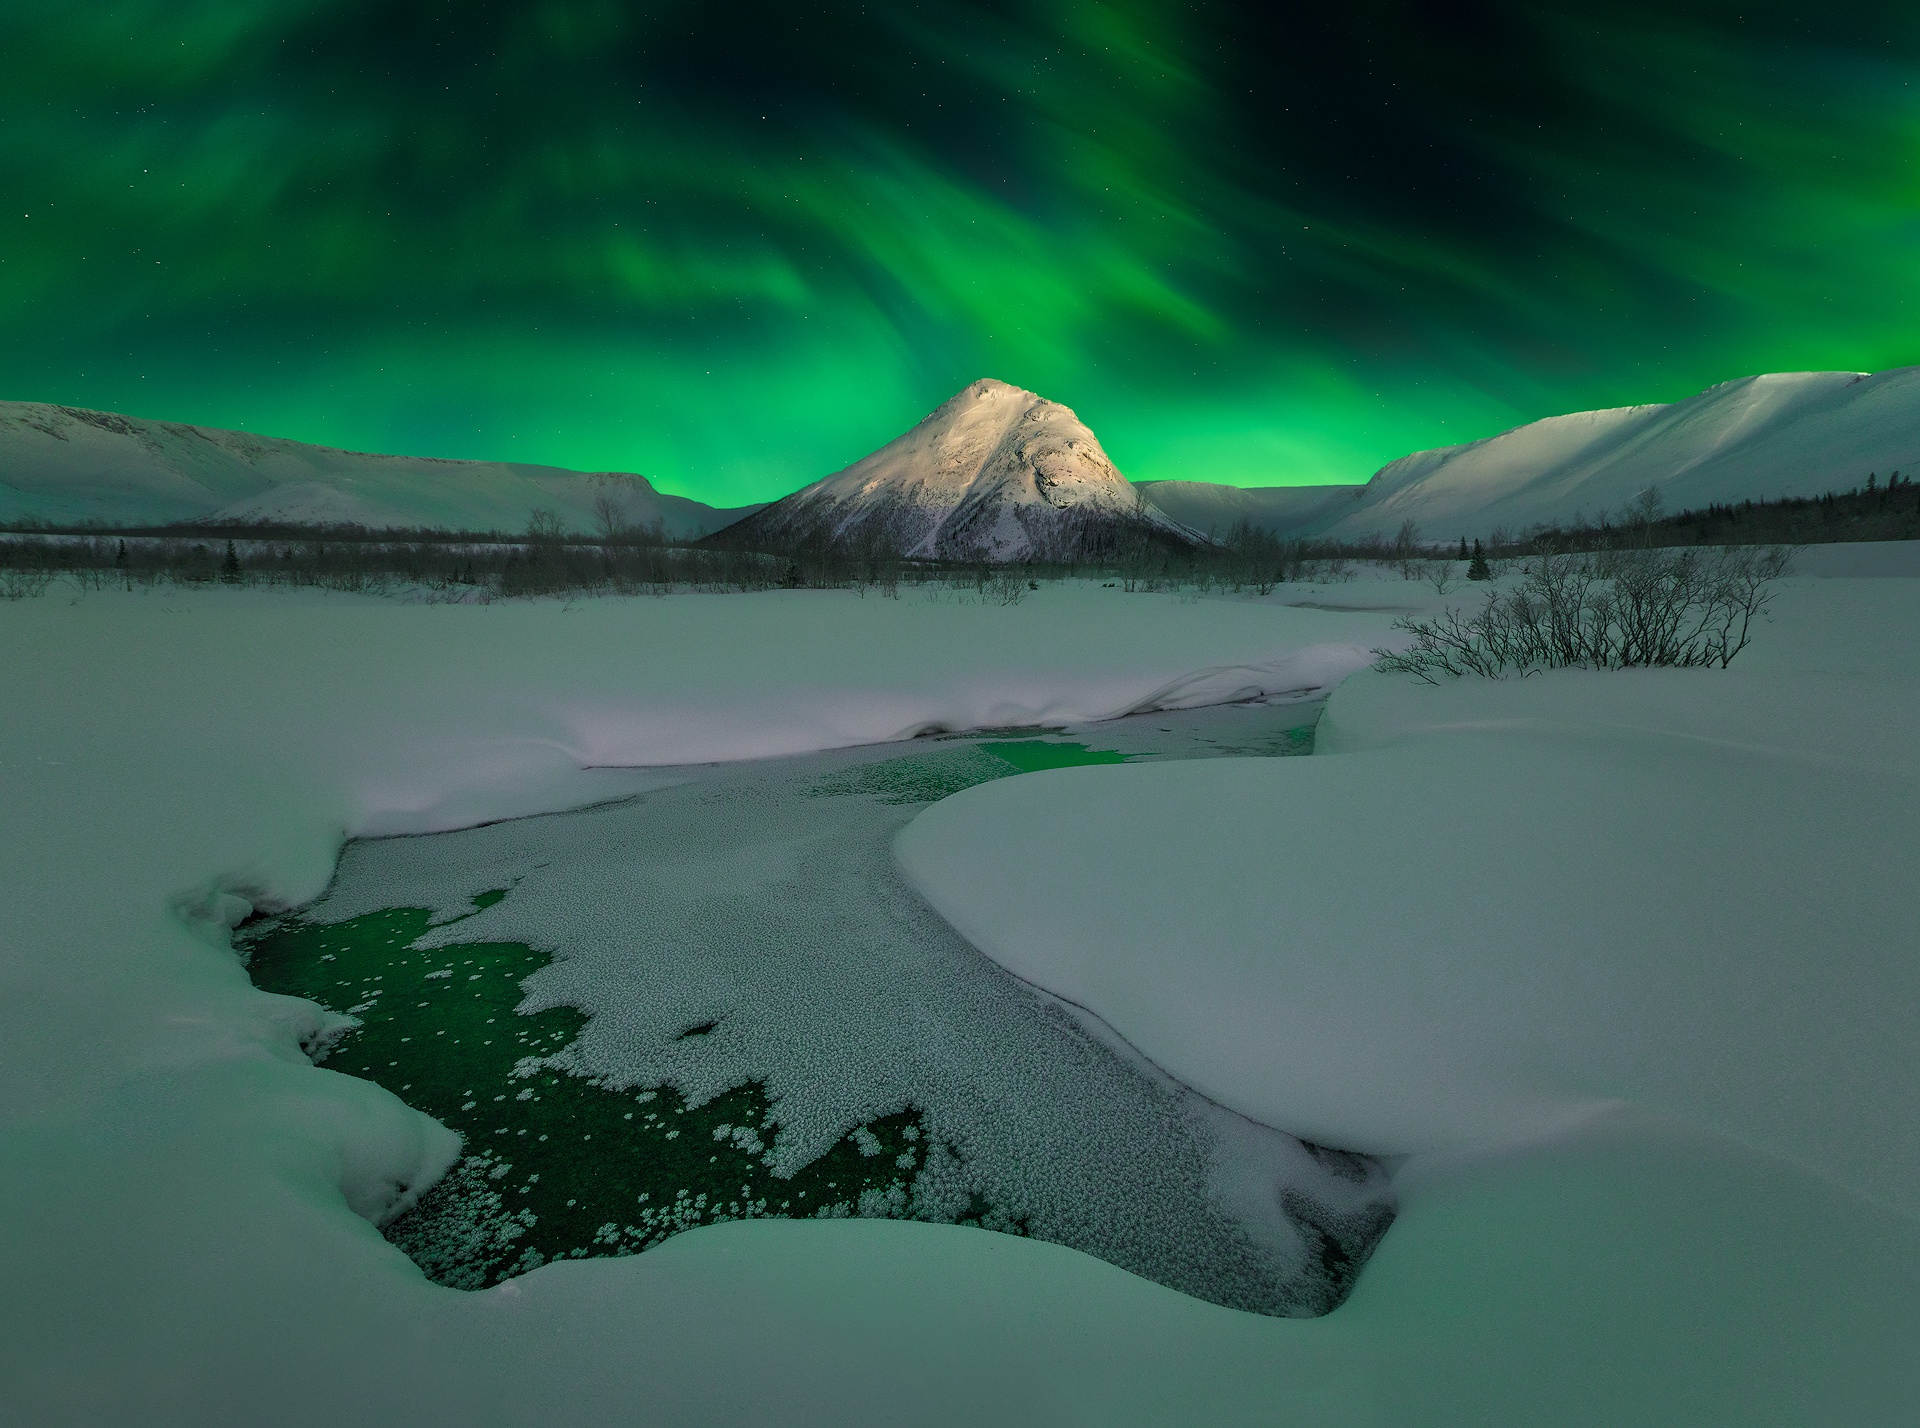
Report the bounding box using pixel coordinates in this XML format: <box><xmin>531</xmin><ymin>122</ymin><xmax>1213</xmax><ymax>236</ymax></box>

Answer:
<box><xmin>3</xmin><ymin>568</ymin><xmax>1915</xmax><ymax>1425</ymax></box>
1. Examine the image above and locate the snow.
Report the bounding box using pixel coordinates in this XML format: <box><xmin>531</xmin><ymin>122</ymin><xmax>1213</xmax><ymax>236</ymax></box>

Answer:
<box><xmin>897</xmin><ymin>567</ymin><xmax>1920</xmax><ymax>1410</ymax></box>
<box><xmin>728</xmin><ymin>379</ymin><xmax>1197</xmax><ymax>559</ymax></box>
<box><xmin>304</xmin><ymin>728</ymin><xmax>1394</xmax><ymax>1315</ymax></box>
<box><xmin>1134</xmin><ymin>478</ymin><xmax>1362</xmax><ymax>537</ymax></box>
<box><xmin>1315</xmin><ymin>367</ymin><xmax>1920</xmax><ymax>540</ymax></box>
<box><xmin>0</xmin><ymin>400</ymin><xmax>756</xmax><ymax>536</ymax></box>
<box><xmin>5</xmin><ymin>571</ymin><xmax>1917</xmax><ymax>1422</ymax></box>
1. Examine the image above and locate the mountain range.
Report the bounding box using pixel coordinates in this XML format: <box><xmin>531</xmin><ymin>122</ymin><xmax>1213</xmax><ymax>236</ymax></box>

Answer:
<box><xmin>6</xmin><ymin>366</ymin><xmax>1918</xmax><ymax>549</ymax></box>
<box><xmin>0</xmin><ymin>402</ymin><xmax>757</xmax><ymax>538</ymax></box>
<box><xmin>1175</xmin><ymin>367</ymin><xmax>1920</xmax><ymax>542</ymax></box>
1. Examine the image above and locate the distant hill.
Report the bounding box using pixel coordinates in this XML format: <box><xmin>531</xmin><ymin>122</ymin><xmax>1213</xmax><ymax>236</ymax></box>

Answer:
<box><xmin>1133</xmin><ymin>480</ymin><xmax>1359</xmax><ymax>539</ymax></box>
<box><xmin>0</xmin><ymin>401</ymin><xmax>757</xmax><ymax>538</ymax></box>
<box><xmin>715</xmin><ymin>379</ymin><xmax>1199</xmax><ymax>561</ymax></box>
<box><xmin>1316</xmin><ymin>367</ymin><xmax>1920</xmax><ymax>541</ymax></box>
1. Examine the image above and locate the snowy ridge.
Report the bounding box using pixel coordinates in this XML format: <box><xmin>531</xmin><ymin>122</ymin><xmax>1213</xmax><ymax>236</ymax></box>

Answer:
<box><xmin>1135</xmin><ymin>479</ymin><xmax>1360</xmax><ymax>538</ymax></box>
<box><xmin>719</xmin><ymin>379</ymin><xmax>1201</xmax><ymax>560</ymax></box>
<box><xmin>0</xmin><ymin>401</ymin><xmax>757</xmax><ymax>537</ymax></box>
<box><xmin>1317</xmin><ymin>366</ymin><xmax>1920</xmax><ymax>540</ymax></box>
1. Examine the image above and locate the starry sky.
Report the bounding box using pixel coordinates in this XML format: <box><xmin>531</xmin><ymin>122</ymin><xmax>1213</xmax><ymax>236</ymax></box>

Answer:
<box><xmin>4</xmin><ymin>1</ymin><xmax>1919</xmax><ymax>504</ymax></box>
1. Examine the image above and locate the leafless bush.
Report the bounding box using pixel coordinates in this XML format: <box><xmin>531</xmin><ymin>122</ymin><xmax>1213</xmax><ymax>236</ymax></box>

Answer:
<box><xmin>0</xmin><ymin>567</ymin><xmax>55</xmax><ymax>599</ymax></box>
<box><xmin>983</xmin><ymin>569</ymin><xmax>1029</xmax><ymax>605</ymax></box>
<box><xmin>1374</xmin><ymin>545</ymin><xmax>1795</xmax><ymax>682</ymax></box>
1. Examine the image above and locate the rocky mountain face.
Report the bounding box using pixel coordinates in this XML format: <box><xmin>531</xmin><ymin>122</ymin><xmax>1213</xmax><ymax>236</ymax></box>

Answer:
<box><xmin>0</xmin><ymin>401</ymin><xmax>756</xmax><ymax>538</ymax></box>
<box><xmin>714</xmin><ymin>379</ymin><xmax>1199</xmax><ymax>560</ymax></box>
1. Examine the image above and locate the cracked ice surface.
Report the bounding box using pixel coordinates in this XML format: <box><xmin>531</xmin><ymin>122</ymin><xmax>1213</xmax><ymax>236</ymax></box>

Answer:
<box><xmin>306</xmin><ymin>714</ymin><xmax>1394</xmax><ymax>1315</ymax></box>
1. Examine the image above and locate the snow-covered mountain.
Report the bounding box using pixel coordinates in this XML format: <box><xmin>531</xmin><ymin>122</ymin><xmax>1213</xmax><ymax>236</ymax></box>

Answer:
<box><xmin>1316</xmin><ymin>367</ymin><xmax>1920</xmax><ymax>541</ymax></box>
<box><xmin>1134</xmin><ymin>480</ymin><xmax>1360</xmax><ymax>538</ymax></box>
<box><xmin>0</xmin><ymin>401</ymin><xmax>757</xmax><ymax>537</ymax></box>
<box><xmin>717</xmin><ymin>379</ymin><xmax>1199</xmax><ymax>560</ymax></box>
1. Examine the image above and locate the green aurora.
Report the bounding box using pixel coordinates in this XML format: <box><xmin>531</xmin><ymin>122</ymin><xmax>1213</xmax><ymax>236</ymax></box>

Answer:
<box><xmin>4</xmin><ymin>0</ymin><xmax>1920</xmax><ymax>505</ymax></box>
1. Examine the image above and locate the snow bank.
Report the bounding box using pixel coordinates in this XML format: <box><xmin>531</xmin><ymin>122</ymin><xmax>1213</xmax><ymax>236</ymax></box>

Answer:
<box><xmin>1789</xmin><ymin>537</ymin><xmax>1920</xmax><ymax>578</ymax></box>
<box><xmin>900</xmin><ymin>575</ymin><xmax>1920</xmax><ymax>1189</ymax></box>
<box><xmin>0</xmin><ymin>581</ymin><xmax>1418</xmax><ymax>1426</ymax></box>
<box><xmin>897</xmin><ymin>572</ymin><xmax>1920</xmax><ymax>1412</ymax></box>
<box><xmin>8</xmin><ymin>573</ymin><xmax>1914</xmax><ymax>1423</ymax></box>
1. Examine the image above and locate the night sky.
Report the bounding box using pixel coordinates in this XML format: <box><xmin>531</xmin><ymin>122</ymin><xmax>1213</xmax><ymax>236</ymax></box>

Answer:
<box><xmin>5</xmin><ymin>2</ymin><xmax>1919</xmax><ymax>504</ymax></box>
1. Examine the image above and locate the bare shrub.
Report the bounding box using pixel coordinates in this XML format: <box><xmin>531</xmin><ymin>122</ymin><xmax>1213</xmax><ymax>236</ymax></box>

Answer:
<box><xmin>984</xmin><ymin>569</ymin><xmax>1028</xmax><ymax>605</ymax></box>
<box><xmin>591</xmin><ymin>489</ymin><xmax>629</xmax><ymax>544</ymax></box>
<box><xmin>0</xmin><ymin>567</ymin><xmax>55</xmax><ymax>599</ymax></box>
<box><xmin>1374</xmin><ymin>545</ymin><xmax>1795</xmax><ymax>682</ymax></box>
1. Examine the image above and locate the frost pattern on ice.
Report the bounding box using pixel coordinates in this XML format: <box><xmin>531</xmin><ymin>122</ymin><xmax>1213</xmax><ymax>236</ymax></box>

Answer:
<box><xmin>306</xmin><ymin>712</ymin><xmax>1393</xmax><ymax>1315</ymax></box>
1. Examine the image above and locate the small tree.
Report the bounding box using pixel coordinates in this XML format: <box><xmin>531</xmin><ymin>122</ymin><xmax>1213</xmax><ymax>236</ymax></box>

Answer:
<box><xmin>1623</xmin><ymin>487</ymin><xmax>1665</xmax><ymax>544</ymax></box>
<box><xmin>591</xmin><ymin>489</ymin><xmax>629</xmax><ymax>545</ymax></box>
<box><xmin>1467</xmin><ymin>539</ymin><xmax>1492</xmax><ymax>581</ymax></box>
<box><xmin>1457</xmin><ymin>536</ymin><xmax>1469</xmax><ymax>561</ymax></box>
<box><xmin>220</xmin><ymin>540</ymin><xmax>243</xmax><ymax>584</ymax></box>
<box><xmin>1392</xmin><ymin>519</ymin><xmax>1420</xmax><ymax>578</ymax></box>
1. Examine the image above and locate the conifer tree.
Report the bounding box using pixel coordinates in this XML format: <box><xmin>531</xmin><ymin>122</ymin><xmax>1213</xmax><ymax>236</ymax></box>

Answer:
<box><xmin>1467</xmin><ymin>538</ymin><xmax>1492</xmax><ymax>581</ymax></box>
<box><xmin>220</xmin><ymin>540</ymin><xmax>242</xmax><ymax>584</ymax></box>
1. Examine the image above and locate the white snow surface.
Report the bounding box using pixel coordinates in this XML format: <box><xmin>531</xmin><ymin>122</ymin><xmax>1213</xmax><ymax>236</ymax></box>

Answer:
<box><xmin>1314</xmin><ymin>366</ymin><xmax>1920</xmax><ymax>540</ymax></box>
<box><xmin>0</xmin><ymin>400</ymin><xmax>756</xmax><ymax>536</ymax></box>
<box><xmin>306</xmin><ymin>733</ymin><xmax>1392</xmax><ymax>1316</ymax></box>
<box><xmin>900</xmin><ymin>572</ymin><xmax>1920</xmax><ymax>1196</ymax></box>
<box><xmin>726</xmin><ymin>379</ymin><xmax>1198</xmax><ymax>559</ymax></box>
<box><xmin>5</xmin><ymin>574</ymin><xmax>1918</xmax><ymax>1423</ymax></box>
<box><xmin>898</xmin><ymin>568</ymin><xmax>1920</xmax><ymax>1414</ymax></box>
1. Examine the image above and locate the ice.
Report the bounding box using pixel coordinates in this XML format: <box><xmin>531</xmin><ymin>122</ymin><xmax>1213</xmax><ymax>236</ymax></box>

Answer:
<box><xmin>300</xmin><ymin>719</ymin><xmax>1393</xmax><ymax>1315</ymax></box>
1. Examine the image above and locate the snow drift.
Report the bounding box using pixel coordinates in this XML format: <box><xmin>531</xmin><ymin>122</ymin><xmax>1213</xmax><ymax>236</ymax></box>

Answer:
<box><xmin>717</xmin><ymin>379</ymin><xmax>1200</xmax><ymax>560</ymax></box>
<box><xmin>0</xmin><ymin>401</ymin><xmax>757</xmax><ymax>537</ymax></box>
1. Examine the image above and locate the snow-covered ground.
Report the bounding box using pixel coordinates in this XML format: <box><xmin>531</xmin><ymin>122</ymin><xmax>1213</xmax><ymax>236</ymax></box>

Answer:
<box><xmin>3</xmin><ymin>563</ymin><xmax>1914</xmax><ymax>1424</ymax></box>
<box><xmin>898</xmin><ymin>554</ymin><xmax>1920</xmax><ymax>1419</ymax></box>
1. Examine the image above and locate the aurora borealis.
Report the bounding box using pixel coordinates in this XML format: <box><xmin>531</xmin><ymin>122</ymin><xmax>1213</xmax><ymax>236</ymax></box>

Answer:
<box><xmin>4</xmin><ymin>2</ymin><xmax>1920</xmax><ymax>504</ymax></box>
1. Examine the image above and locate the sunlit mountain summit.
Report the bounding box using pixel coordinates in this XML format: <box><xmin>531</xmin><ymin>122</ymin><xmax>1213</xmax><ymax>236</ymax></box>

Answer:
<box><xmin>714</xmin><ymin>379</ymin><xmax>1200</xmax><ymax>561</ymax></box>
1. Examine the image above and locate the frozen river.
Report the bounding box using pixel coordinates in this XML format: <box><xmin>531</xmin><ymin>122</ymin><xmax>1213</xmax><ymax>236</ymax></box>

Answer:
<box><xmin>246</xmin><ymin>696</ymin><xmax>1396</xmax><ymax>1316</ymax></box>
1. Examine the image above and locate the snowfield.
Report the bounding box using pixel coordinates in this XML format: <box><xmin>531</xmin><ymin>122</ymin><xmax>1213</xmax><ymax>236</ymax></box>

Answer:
<box><xmin>2</xmin><ymin>563</ymin><xmax>1916</xmax><ymax>1424</ymax></box>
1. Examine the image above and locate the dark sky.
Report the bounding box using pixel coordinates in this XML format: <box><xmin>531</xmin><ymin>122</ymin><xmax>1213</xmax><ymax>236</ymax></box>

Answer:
<box><xmin>5</xmin><ymin>1</ymin><xmax>1919</xmax><ymax>502</ymax></box>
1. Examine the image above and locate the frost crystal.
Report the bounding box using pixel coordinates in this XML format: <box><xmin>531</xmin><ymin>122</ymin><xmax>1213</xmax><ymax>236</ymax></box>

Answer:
<box><xmin>308</xmin><ymin>712</ymin><xmax>1393</xmax><ymax>1315</ymax></box>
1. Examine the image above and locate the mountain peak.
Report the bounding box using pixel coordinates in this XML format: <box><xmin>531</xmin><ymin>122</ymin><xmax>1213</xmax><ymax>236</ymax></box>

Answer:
<box><xmin>716</xmin><ymin>381</ymin><xmax>1197</xmax><ymax>560</ymax></box>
